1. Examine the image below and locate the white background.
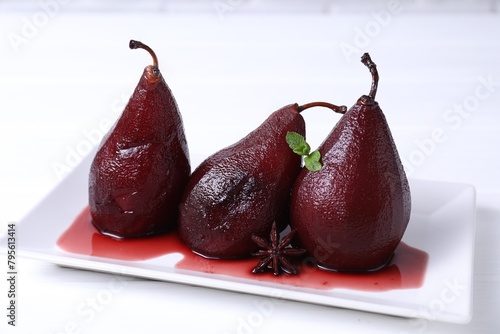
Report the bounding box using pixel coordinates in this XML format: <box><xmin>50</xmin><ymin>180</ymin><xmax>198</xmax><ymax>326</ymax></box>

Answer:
<box><xmin>1</xmin><ymin>1</ymin><xmax>499</xmax><ymax>333</ymax></box>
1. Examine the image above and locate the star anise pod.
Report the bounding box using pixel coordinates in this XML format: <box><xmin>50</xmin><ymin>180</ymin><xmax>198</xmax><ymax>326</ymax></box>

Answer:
<box><xmin>251</xmin><ymin>222</ymin><xmax>306</xmax><ymax>276</ymax></box>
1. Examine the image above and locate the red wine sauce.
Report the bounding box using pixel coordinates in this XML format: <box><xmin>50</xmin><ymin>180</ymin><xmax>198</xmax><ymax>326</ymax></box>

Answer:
<box><xmin>57</xmin><ymin>207</ymin><xmax>428</xmax><ymax>291</ymax></box>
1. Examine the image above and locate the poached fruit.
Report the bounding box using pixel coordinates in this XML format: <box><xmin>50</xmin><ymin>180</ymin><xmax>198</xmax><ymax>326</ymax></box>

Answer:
<box><xmin>89</xmin><ymin>40</ymin><xmax>190</xmax><ymax>238</ymax></box>
<box><xmin>178</xmin><ymin>102</ymin><xmax>346</xmax><ymax>259</ymax></box>
<box><xmin>290</xmin><ymin>53</ymin><xmax>411</xmax><ymax>272</ymax></box>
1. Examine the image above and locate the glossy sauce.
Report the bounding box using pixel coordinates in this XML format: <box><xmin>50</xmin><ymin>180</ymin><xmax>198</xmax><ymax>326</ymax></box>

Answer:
<box><xmin>57</xmin><ymin>207</ymin><xmax>428</xmax><ymax>291</ymax></box>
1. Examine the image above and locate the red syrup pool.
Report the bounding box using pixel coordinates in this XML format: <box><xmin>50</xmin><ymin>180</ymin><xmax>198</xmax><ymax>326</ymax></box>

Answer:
<box><xmin>57</xmin><ymin>206</ymin><xmax>429</xmax><ymax>292</ymax></box>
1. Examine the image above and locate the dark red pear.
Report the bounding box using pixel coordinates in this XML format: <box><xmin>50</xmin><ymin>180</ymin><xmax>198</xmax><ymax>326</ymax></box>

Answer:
<box><xmin>89</xmin><ymin>40</ymin><xmax>190</xmax><ymax>238</ymax></box>
<box><xmin>290</xmin><ymin>53</ymin><xmax>411</xmax><ymax>272</ymax></box>
<box><xmin>178</xmin><ymin>102</ymin><xmax>345</xmax><ymax>259</ymax></box>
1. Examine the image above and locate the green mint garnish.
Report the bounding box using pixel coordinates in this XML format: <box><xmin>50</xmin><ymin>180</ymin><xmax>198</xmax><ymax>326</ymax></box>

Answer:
<box><xmin>304</xmin><ymin>150</ymin><xmax>322</xmax><ymax>172</ymax></box>
<box><xmin>286</xmin><ymin>132</ymin><xmax>323</xmax><ymax>172</ymax></box>
<box><xmin>285</xmin><ymin>131</ymin><xmax>310</xmax><ymax>155</ymax></box>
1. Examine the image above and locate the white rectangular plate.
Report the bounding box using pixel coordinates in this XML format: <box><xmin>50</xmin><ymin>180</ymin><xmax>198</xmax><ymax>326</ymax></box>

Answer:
<box><xmin>0</xmin><ymin>151</ymin><xmax>476</xmax><ymax>324</ymax></box>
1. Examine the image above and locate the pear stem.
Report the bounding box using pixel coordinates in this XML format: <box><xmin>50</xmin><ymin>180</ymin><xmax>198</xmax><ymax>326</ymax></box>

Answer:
<box><xmin>129</xmin><ymin>40</ymin><xmax>159</xmax><ymax>69</ymax></box>
<box><xmin>361</xmin><ymin>53</ymin><xmax>378</xmax><ymax>99</ymax></box>
<box><xmin>298</xmin><ymin>101</ymin><xmax>347</xmax><ymax>114</ymax></box>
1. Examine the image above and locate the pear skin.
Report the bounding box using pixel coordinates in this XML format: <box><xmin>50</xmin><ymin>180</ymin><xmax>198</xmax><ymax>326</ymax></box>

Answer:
<box><xmin>178</xmin><ymin>104</ymin><xmax>305</xmax><ymax>259</ymax></box>
<box><xmin>89</xmin><ymin>40</ymin><xmax>190</xmax><ymax>238</ymax></box>
<box><xmin>290</xmin><ymin>53</ymin><xmax>411</xmax><ymax>272</ymax></box>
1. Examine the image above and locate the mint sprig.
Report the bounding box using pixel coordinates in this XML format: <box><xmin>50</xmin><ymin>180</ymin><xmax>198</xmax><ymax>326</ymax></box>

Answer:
<box><xmin>286</xmin><ymin>132</ymin><xmax>322</xmax><ymax>172</ymax></box>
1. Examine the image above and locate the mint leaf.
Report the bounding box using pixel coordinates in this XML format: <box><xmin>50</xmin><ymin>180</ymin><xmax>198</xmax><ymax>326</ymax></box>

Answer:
<box><xmin>304</xmin><ymin>150</ymin><xmax>322</xmax><ymax>172</ymax></box>
<box><xmin>286</xmin><ymin>132</ymin><xmax>310</xmax><ymax>156</ymax></box>
<box><xmin>308</xmin><ymin>150</ymin><xmax>321</xmax><ymax>161</ymax></box>
<box><xmin>294</xmin><ymin>142</ymin><xmax>311</xmax><ymax>156</ymax></box>
<box><xmin>286</xmin><ymin>132</ymin><xmax>322</xmax><ymax>172</ymax></box>
<box><xmin>305</xmin><ymin>160</ymin><xmax>322</xmax><ymax>172</ymax></box>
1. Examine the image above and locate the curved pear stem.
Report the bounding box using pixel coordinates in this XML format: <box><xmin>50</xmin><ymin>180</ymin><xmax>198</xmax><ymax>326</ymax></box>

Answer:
<box><xmin>298</xmin><ymin>101</ymin><xmax>347</xmax><ymax>114</ymax></box>
<box><xmin>129</xmin><ymin>40</ymin><xmax>159</xmax><ymax>69</ymax></box>
<box><xmin>361</xmin><ymin>53</ymin><xmax>378</xmax><ymax>99</ymax></box>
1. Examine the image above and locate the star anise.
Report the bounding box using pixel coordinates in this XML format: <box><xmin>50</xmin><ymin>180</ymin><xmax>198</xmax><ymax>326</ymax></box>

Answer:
<box><xmin>251</xmin><ymin>222</ymin><xmax>306</xmax><ymax>276</ymax></box>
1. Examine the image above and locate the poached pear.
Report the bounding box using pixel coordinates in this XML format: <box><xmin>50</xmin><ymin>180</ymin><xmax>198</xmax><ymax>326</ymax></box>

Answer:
<box><xmin>89</xmin><ymin>40</ymin><xmax>190</xmax><ymax>238</ymax></box>
<box><xmin>290</xmin><ymin>53</ymin><xmax>411</xmax><ymax>272</ymax></box>
<box><xmin>178</xmin><ymin>102</ymin><xmax>345</xmax><ymax>259</ymax></box>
